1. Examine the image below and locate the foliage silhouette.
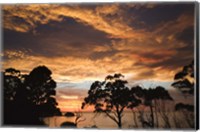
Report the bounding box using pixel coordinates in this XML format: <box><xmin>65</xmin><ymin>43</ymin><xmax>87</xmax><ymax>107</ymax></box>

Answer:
<box><xmin>172</xmin><ymin>61</ymin><xmax>194</xmax><ymax>95</ymax></box>
<box><xmin>175</xmin><ymin>103</ymin><xmax>194</xmax><ymax>112</ymax></box>
<box><xmin>3</xmin><ymin>66</ymin><xmax>61</xmax><ymax>125</ymax></box>
<box><xmin>4</xmin><ymin>68</ymin><xmax>22</xmax><ymax>101</ymax></box>
<box><xmin>172</xmin><ymin>61</ymin><xmax>195</xmax><ymax>128</ymax></box>
<box><xmin>82</xmin><ymin>73</ymin><xmax>139</xmax><ymax>128</ymax></box>
<box><xmin>175</xmin><ymin>103</ymin><xmax>194</xmax><ymax>128</ymax></box>
<box><xmin>3</xmin><ymin>68</ymin><xmax>24</xmax><ymax>124</ymax></box>
<box><xmin>60</xmin><ymin>122</ymin><xmax>77</xmax><ymax>128</ymax></box>
<box><xmin>65</xmin><ymin>112</ymin><xmax>75</xmax><ymax>117</ymax></box>
<box><xmin>23</xmin><ymin>66</ymin><xmax>61</xmax><ymax>117</ymax></box>
<box><xmin>131</xmin><ymin>86</ymin><xmax>173</xmax><ymax>128</ymax></box>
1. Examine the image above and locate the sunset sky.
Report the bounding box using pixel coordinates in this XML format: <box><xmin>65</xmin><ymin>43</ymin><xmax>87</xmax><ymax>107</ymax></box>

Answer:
<box><xmin>2</xmin><ymin>3</ymin><xmax>195</xmax><ymax>112</ymax></box>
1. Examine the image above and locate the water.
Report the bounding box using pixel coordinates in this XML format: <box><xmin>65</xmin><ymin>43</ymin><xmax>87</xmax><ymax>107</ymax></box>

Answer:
<box><xmin>44</xmin><ymin>112</ymin><xmax>135</xmax><ymax>128</ymax></box>
<box><xmin>43</xmin><ymin>111</ymin><xmax>193</xmax><ymax>129</ymax></box>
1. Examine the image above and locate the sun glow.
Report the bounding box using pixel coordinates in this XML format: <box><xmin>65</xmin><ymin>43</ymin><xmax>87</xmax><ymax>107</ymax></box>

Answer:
<box><xmin>60</xmin><ymin>95</ymin><xmax>79</xmax><ymax>99</ymax></box>
<box><xmin>57</xmin><ymin>99</ymin><xmax>82</xmax><ymax>112</ymax></box>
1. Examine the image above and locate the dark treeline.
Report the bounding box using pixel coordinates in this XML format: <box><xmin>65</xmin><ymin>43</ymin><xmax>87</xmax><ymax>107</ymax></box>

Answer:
<box><xmin>81</xmin><ymin>73</ymin><xmax>174</xmax><ymax>128</ymax></box>
<box><xmin>3</xmin><ymin>61</ymin><xmax>195</xmax><ymax>129</ymax></box>
<box><xmin>3</xmin><ymin>66</ymin><xmax>61</xmax><ymax>126</ymax></box>
<box><xmin>82</xmin><ymin>61</ymin><xmax>195</xmax><ymax>129</ymax></box>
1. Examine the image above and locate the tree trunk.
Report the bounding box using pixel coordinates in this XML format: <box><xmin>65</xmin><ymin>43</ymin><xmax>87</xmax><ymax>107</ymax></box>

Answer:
<box><xmin>117</xmin><ymin>112</ymin><xmax>122</xmax><ymax>128</ymax></box>
<box><xmin>149</xmin><ymin>105</ymin><xmax>154</xmax><ymax>128</ymax></box>
<box><xmin>118</xmin><ymin>121</ymin><xmax>122</xmax><ymax>128</ymax></box>
<box><xmin>131</xmin><ymin>109</ymin><xmax>138</xmax><ymax>128</ymax></box>
<box><xmin>154</xmin><ymin>100</ymin><xmax>159</xmax><ymax>128</ymax></box>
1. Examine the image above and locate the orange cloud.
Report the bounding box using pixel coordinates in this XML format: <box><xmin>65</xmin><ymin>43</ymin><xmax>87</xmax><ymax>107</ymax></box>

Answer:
<box><xmin>2</xmin><ymin>49</ymin><xmax>181</xmax><ymax>83</ymax></box>
<box><xmin>3</xmin><ymin>4</ymin><xmax>62</xmax><ymax>32</ymax></box>
<box><xmin>3</xmin><ymin>4</ymin><xmax>146</xmax><ymax>39</ymax></box>
<box><xmin>60</xmin><ymin>95</ymin><xmax>79</xmax><ymax>99</ymax></box>
<box><xmin>3</xmin><ymin>8</ymin><xmax>194</xmax><ymax>82</ymax></box>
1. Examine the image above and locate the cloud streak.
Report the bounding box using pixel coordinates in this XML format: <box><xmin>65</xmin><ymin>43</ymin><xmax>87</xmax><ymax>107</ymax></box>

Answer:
<box><xmin>3</xmin><ymin>4</ymin><xmax>146</xmax><ymax>39</ymax></box>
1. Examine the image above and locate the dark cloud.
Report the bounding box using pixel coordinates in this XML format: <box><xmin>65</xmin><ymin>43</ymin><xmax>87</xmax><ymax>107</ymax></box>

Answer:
<box><xmin>133</xmin><ymin>48</ymin><xmax>193</xmax><ymax>71</ymax></box>
<box><xmin>89</xmin><ymin>49</ymin><xmax>118</xmax><ymax>60</ymax></box>
<box><xmin>127</xmin><ymin>3</ymin><xmax>195</xmax><ymax>31</ymax></box>
<box><xmin>4</xmin><ymin>16</ymin><xmax>112</xmax><ymax>58</ymax></box>
<box><xmin>154</xmin><ymin>26</ymin><xmax>195</xmax><ymax>70</ymax></box>
<box><xmin>135</xmin><ymin>70</ymin><xmax>156</xmax><ymax>80</ymax></box>
<box><xmin>140</xmin><ymin>52</ymin><xmax>170</xmax><ymax>60</ymax></box>
<box><xmin>3</xmin><ymin>30</ymin><xmax>36</xmax><ymax>51</ymax></box>
<box><xmin>149</xmin><ymin>56</ymin><xmax>193</xmax><ymax>70</ymax></box>
<box><xmin>130</xmin><ymin>24</ymin><xmax>194</xmax><ymax>71</ymax></box>
<box><xmin>176</xmin><ymin>26</ymin><xmax>194</xmax><ymax>45</ymax></box>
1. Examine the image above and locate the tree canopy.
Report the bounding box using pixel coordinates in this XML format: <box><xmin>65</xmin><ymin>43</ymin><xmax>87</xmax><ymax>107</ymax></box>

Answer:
<box><xmin>172</xmin><ymin>61</ymin><xmax>194</xmax><ymax>95</ymax></box>
<box><xmin>82</xmin><ymin>73</ymin><xmax>141</xmax><ymax>128</ymax></box>
<box><xmin>171</xmin><ymin>61</ymin><xmax>195</xmax><ymax>128</ymax></box>
<box><xmin>3</xmin><ymin>66</ymin><xmax>61</xmax><ymax>125</ymax></box>
<box><xmin>130</xmin><ymin>86</ymin><xmax>173</xmax><ymax>128</ymax></box>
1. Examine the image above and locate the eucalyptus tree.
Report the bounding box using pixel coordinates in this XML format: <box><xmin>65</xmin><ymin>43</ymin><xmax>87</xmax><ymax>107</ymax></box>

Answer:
<box><xmin>82</xmin><ymin>73</ymin><xmax>139</xmax><ymax>128</ymax></box>
<box><xmin>172</xmin><ymin>61</ymin><xmax>195</xmax><ymax>128</ymax></box>
<box><xmin>172</xmin><ymin>60</ymin><xmax>194</xmax><ymax>95</ymax></box>
<box><xmin>131</xmin><ymin>86</ymin><xmax>173</xmax><ymax>128</ymax></box>
<box><xmin>3</xmin><ymin>66</ymin><xmax>61</xmax><ymax>125</ymax></box>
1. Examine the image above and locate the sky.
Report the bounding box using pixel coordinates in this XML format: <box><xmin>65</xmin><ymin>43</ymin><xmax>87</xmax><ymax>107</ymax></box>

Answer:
<box><xmin>2</xmin><ymin>3</ymin><xmax>195</xmax><ymax>112</ymax></box>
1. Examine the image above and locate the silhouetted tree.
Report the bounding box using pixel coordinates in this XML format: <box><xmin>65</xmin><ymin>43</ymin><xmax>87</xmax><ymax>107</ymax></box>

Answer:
<box><xmin>3</xmin><ymin>66</ymin><xmax>61</xmax><ymax>125</ymax></box>
<box><xmin>4</xmin><ymin>68</ymin><xmax>21</xmax><ymax>101</ymax></box>
<box><xmin>175</xmin><ymin>103</ymin><xmax>194</xmax><ymax>112</ymax></box>
<box><xmin>127</xmin><ymin>86</ymin><xmax>142</xmax><ymax>128</ymax></box>
<box><xmin>172</xmin><ymin>61</ymin><xmax>194</xmax><ymax>95</ymax></box>
<box><xmin>172</xmin><ymin>61</ymin><xmax>195</xmax><ymax>128</ymax></box>
<box><xmin>3</xmin><ymin>68</ymin><xmax>23</xmax><ymax>124</ymax></box>
<box><xmin>175</xmin><ymin>103</ymin><xmax>194</xmax><ymax>128</ymax></box>
<box><xmin>24</xmin><ymin>66</ymin><xmax>56</xmax><ymax>103</ymax></box>
<box><xmin>23</xmin><ymin>66</ymin><xmax>61</xmax><ymax>117</ymax></box>
<box><xmin>82</xmin><ymin>73</ymin><xmax>139</xmax><ymax>128</ymax></box>
<box><xmin>131</xmin><ymin>86</ymin><xmax>173</xmax><ymax>128</ymax></box>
